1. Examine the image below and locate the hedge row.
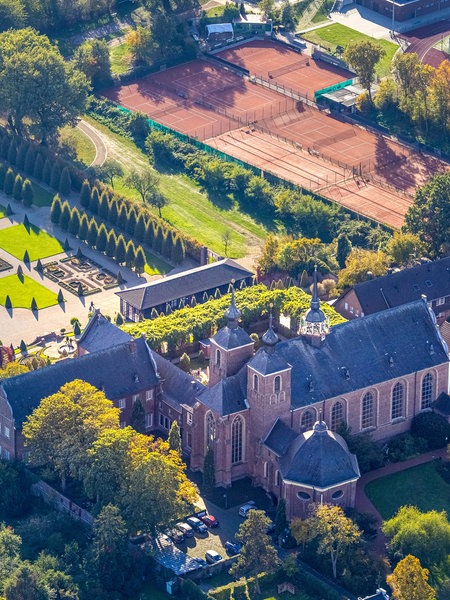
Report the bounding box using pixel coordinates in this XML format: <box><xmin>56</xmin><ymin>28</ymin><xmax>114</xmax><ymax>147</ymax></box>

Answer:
<box><xmin>0</xmin><ymin>164</ymin><xmax>34</xmax><ymax>206</ymax></box>
<box><xmin>121</xmin><ymin>284</ymin><xmax>346</xmax><ymax>353</ymax></box>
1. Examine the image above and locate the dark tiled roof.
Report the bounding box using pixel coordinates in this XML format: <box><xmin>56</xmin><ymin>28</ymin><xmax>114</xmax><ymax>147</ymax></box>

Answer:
<box><xmin>116</xmin><ymin>259</ymin><xmax>254</xmax><ymax>310</ymax></box>
<box><xmin>205</xmin><ymin>300</ymin><xmax>448</xmax><ymax>412</ymax></box>
<box><xmin>280</xmin><ymin>421</ymin><xmax>360</xmax><ymax>489</ymax></box>
<box><xmin>151</xmin><ymin>351</ymin><xmax>205</xmax><ymax>409</ymax></box>
<box><xmin>351</xmin><ymin>257</ymin><xmax>450</xmax><ymax>315</ymax></box>
<box><xmin>280</xmin><ymin>300</ymin><xmax>449</xmax><ymax>409</ymax></box>
<box><xmin>1</xmin><ymin>337</ymin><xmax>159</xmax><ymax>427</ymax></box>
<box><xmin>77</xmin><ymin>310</ymin><xmax>132</xmax><ymax>353</ymax></box>
<box><xmin>213</xmin><ymin>326</ymin><xmax>253</xmax><ymax>350</ymax></box>
<box><xmin>197</xmin><ymin>371</ymin><xmax>248</xmax><ymax>416</ymax></box>
<box><xmin>264</xmin><ymin>418</ymin><xmax>299</xmax><ymax>457</ymax></box>
<box><xmin>433</xmin><ymin>391</ymin><xmax>450</xmax><ymax>415</ymax></box>
<box><xmin>248</xmin><ymin>348</ymin><xmax>291</xmax><ymax>376</ymax></box>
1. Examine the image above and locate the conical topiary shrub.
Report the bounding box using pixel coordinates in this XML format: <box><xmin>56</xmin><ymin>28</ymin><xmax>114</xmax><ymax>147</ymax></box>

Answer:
<box><xmin>57</xmin><ymin>289</ymin><xmax>64</xmax><ymax>304</ymax></box>
<box><xmin>36</xmin><ymin>259</ymin><xmax>43</xmax><ymax>272</ymax></box>
<box><xmin>20</xmin><ymin>340</ymin><xmax>27</xmax><ymax>354</ymax></box>
<box><xmin>5</xmin><ymin>295</ymin><xmax>12</xmax><ymax>309</ymax></box>
<box><xmin>23</xmin><ymin>214</ymin><xmax>30</xmax><ymax>229</ymax></box>
<box><xmin>23</xmin><ymin>250</ymin><xmax>30</xmax><ymax>263</ymax></box>
<box><xmin>77</xmin><ymin>282</ymin><xmax>84</xmax><ymax>296</ymax></box>
<box><xmin>6</xmin><ymin>203</ymin><xmax>12</xmax><ymax>216</ymax></box>
<box><xmin>31</xmin><ymin>297</ymin><xmax>37</xmax><ymax>311</ymax></box>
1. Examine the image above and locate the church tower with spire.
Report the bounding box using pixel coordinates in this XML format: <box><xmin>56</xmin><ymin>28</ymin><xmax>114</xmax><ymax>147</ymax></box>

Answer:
<box><xmin>208</xmin><ymin>287</ymin><xmax>254</xmax><ymax>387</ymax></box>
<box><xmin>300</xmin><ymin>265</ymin><xmax>330</xmax><ymax>346</ymax></box>
<box><xmin>247</xmin><ymin>307</ymin><xmax>292</xmax><ymax>452</ymax></box>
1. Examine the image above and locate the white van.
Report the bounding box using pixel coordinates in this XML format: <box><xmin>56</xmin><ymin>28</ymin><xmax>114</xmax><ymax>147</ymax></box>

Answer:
<box><xmin>238</xmin><ymin>501</ymin><xmax>256</xmax><ymax>518</ymax></box>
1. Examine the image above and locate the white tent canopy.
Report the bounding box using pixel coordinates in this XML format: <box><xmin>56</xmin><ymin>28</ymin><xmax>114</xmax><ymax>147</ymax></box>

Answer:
<box><xmin>206</xmin><ymin>23</ymin><xmax>234</xmax><ymax>39</ymax></box>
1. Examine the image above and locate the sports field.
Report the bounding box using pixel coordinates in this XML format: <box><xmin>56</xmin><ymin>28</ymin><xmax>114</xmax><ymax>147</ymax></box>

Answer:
<box><xmin>102</xmin><ymin>39</ymin><xmax>450</xmax><ymax>228</ymax></box>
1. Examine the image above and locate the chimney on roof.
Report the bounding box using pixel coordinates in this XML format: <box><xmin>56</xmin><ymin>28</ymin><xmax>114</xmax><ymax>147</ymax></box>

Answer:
<box><xmin>366</xmin><ymin>271</ymin><xmax>373</xmax><ymax>280</ymax></box>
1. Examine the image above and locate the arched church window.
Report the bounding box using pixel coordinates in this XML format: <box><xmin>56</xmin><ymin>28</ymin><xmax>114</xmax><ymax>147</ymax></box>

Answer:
<box><xmin>361</xmin><ymin>391</ymin><xmax>375</xmax><ymax>430</ymax></box>
<box><xmin>274</xmin><ymin>376</ymin><xmax>281</xmax><ymax>394</ymax></box>
<box><xmin>216</xmin><ymin>349</ymin><xmax>221</xmax><ymax>366</ymax></box>
<box><xmin>253</xmin><ymin>374</ymin><xmax>259</xmax><ymax>392</ymax></box>
<box><xmin>391</xmin><ymin>382</ymin><xmax>404</xmax><ymax>420</ymax></box>
<box><xmin>331</xmin><ymin>401</ymin><xmax>345</xmax><ymax>431</ymax></box>
<box><xmin>263</xmin><ymin>462</ymin><xmax>268</xmax><ymax>478</ymax></box>
<box><xmin>206</xmin><ymin>412</ymin><xmax>215</xmax><ymax>448</ymax></box>
<box><xmin>301</xmin><ymin>409</ymin><xmax>315</xmax><ymax>431</ymax></box>
<box><xmin>421</xmin><ymin>373</ymin><xmax>433</xmax><ymax>410</ymax></box>
<box><xmin>275</xmin><ymin>470</ymin><xmax>281</xmax><ymax>486</ymax></box>
<box><xmin>231</xmin><ymin>416</ymin><xmax>244</xmax><ymax>464</ymax></box>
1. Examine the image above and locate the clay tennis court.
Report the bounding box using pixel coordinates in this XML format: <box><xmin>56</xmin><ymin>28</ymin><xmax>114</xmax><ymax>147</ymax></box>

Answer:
<box><xmin>102</xmin><ymin>39</ymin><xmax>450</xmax><ymax>228</ymax></box>
<box><xmin>103</xmin><ymin>60</ymin><xmax>298</xmax><ymax>141</ymax></box>
<box><xmin>216</xmin><ymin>39</ymin><xmax>353</xmax><ymax>99</ymax></box>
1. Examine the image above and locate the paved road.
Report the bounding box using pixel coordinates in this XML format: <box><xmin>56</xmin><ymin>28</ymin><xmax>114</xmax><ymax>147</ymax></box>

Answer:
<box><xmin>77</xmin><ymin>119</ymin><xmax>108</xmax><ymax>167</ymax></box>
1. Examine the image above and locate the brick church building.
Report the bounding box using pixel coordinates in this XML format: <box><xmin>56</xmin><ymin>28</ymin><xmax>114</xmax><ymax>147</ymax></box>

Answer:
<box><xmin>189</xmin><ymin>273</ymin><xmax>449</xmax><ymax>518</ymax></box>
<box><xmin>0</xmin><ymin>276</ymin><xmax>448</xmax><ymax>520</ymax></box>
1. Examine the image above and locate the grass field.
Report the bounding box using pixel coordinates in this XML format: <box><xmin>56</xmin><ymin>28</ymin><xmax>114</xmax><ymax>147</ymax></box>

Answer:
<box><xmin>143</xmin><ymin>249</ymin><xmax>171</xmax><ymax>276</ymax></box>
<box><xmin>0</xmin><ymin>274</ymin><xmax>59</xmax><ymax>309</ymax></box>
<box><xmin>86</xmin><ymin>117</ymin><xmax>268</xmax><ymax>259</ymax></box>
<box><xmin>59</xmin><ymin>125</ymin><xmax>96</xmax><ymax>166</ymax></box>
<box><xmin>0</xmin><ymin>223</ymin><xmax>64</xmax><ymax>261</ymax></box>
<box><xmin>32</xmin><ymin>182</ymin><xmax>55</xmax><ymax>207</ymax></box>
<box><xmin>302</xmin><ymin>23</ymin><xmax>397</xmax><ymax>77</ymax></box>
<box><xmin>365</xmin><ymin>462</ymin><xmax>450</xmax><ymax>520</ymax></box>
<box><xmin>110</xmin><ymin>42</ymin><xmax>132</xmax><ymax>75</ymax></box>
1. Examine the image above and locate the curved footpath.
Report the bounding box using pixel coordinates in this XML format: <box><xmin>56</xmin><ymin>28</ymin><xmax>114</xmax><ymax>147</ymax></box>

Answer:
<box><xmin>355</xmin><ymin>446</ymin><xmax>448</xmax><ymax>555</ymax></box>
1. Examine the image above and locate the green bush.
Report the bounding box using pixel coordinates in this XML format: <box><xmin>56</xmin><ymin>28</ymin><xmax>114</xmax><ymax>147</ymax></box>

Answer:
<box><xmin>386</xmin><ymin>433</ymin><xmax>427</xmax><ymax>462</ymax></box>
<box><xmin>412</xmin><ymin>411</ymin><xmax>450</xmax><ymax>450</ymax></box>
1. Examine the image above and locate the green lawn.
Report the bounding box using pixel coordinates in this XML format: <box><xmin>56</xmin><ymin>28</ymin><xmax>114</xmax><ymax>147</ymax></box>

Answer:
<box><xmin>110</xmin><ymin>42</ymin><xmax>132</xmax><ymax>75</ymax></box>
<box><xmin>143</xmin><ymin>249</ymin><xmax>172</xmax><ymax>276</ymax></box>
<box><xmin>0</xmin><ymin>274</ymin><xmax>59</xmax><ymax>309</ymax></box>
<box><xmin>59</xmin><ymin>124</ymin><xmax>96</xmax><ymax>166</ymax></box>
<box><xmin>32</xmin><ymin>182</ymin><xmax>54</xmax><ymax>207</ymax></box>
<box><xmin>0</xmin><ymin>223</ymin><xmax>64</xmax><ymax>261</ymax></box>
<box><xmin>302</xmin><ymin>23</ymin><xmax>398</xmax><ymax>77</ymax></box>
<box><xmin>86</xmin><ymin>117</ymin><xmax>268</xmax><ymax>258</ymax></box>
<box><xmin>365</xmin><ymin>462</ymin><xmax>450</xmax><ymax>520</ymax></box>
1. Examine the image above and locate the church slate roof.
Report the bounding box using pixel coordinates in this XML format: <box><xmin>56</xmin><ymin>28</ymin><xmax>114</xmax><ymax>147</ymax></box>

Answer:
<box><xmin>248</xmin><ymin>349</ymin><xmax>291</xmax><ymax>376</ymax></box>
<box><xmin>151</xmin><ymin>351</ymin><xmax>205</xmax><ymax>409</ymax></box>
<box><xmin>0</xmin><ymin>337</ymin><xmax>159</xmax><ymax>428</ymax></box>
<box><xmin>197</xmin><ymin>371</ymin><xmax>248</xmax><ymax>416</ymax></box>
<box><xmin>213</xmin><ymin>326</ymin><xmax>253</xmax><ymax>350</ymax></box>
<box><xmin>202</xmin><ymin>299</ymin><xmax>448</xmax><ymax>414</ymax></box>
<box><xmin>279</xmin><ymin>421</ymin><xmax>360</xmax><ymax>489</ymax></box>
<box><xmin>343</xmin><ymin>256</ymin><xmax>450</xmax><ymax>315</ymax></box>
<box><xmin>77</xmin><ymin>310</ymin><xmax>133</xmax><ymax>353</ymax></box>
<box><xmin>116</xmin><ymin>259</ymin><xmax>253</xmax><ymax>311</ymax></box>
<box><xmin>264</xmin><ymin>418</ymin><xmax>299</xmax><ymax>457</ymax></box>
<box><xmin>281</xmin><ymin>299</ymin><xmax>448</xmax><ymax>409</ymax></box>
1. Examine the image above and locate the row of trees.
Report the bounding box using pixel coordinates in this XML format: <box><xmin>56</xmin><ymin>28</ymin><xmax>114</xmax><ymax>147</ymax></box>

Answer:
<box><xmin>0</xmin><ymin>165</ymin><xmax>34</xmax><ymax>206</ymax></box>
<box><xmin>0</xmin><ymin>129</ymin><xmax>76</xmax><ymax>195</ymax></box>
<box><xmin>78</xmin><ymin>179</ymin><xmax>187</xmax><ymax>264</ymax></box>
<box><xmin>375</xmin><ymin>56</ymin><xmax>450</xmax><ymax>149</ymax></box>
<box><xmin>122</xmin><ymin>284</ymin><xmax>346</xmax><ymax>353</ymax></box>
<box><xmin>50</xmin><ymin>196</ymin><xmax>148</xmax><ymax>274</ymax></box>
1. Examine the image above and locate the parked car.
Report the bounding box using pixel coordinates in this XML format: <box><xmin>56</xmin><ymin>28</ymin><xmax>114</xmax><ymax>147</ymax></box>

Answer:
<box><xmin>239</xmin><ymin>501</ymin><xmax>256</xmax><ymax>518</ymax></box>
<box><xmin>224</xmin><ymin>540</ymin><xmax>242</xmax><ymax>555</ymax></box>
<box><xmin>166</xmin><ymin>528</ymin><xmax>184</xmax><ymax>544</ymax></box>
<box><xmin>186</xmin><ymin>517</ymin><xmax>208</xmax><ymax>534</ymax></box>
<box><xmin>176</xmin><ymin>522</ymin><xmax>194</xmax><ymax>538</ymax></box>
<box><xmin>205</xmin><ymin>549</ymin><xmax>223</xmax><ymax>564</ymax></box>
<box><xmin>201</xmin><ymin>514</ymin><xmax>219</xmax><ymax>528</ymax></box>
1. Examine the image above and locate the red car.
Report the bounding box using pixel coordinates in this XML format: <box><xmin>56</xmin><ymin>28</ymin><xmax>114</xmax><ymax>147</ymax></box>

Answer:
<box><xmin>201</xmin><ymin>514</ymin><xmax>219</xmax><ymax>528</ymax></box>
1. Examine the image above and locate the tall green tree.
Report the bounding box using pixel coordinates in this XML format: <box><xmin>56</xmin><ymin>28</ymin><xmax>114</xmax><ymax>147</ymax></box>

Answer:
<box><xmin>134</xmin><ymin>246</ymin><xmax>146</xmax><ymax>275</ymax></box>
<box><xmin>230</xmin><ymin>509</ymin><xmax>280</xmax><ymax>593</ymax></box>
<box><xmin>336</xmin><ymin>234</ymin><xmax>352</xmax><ymax>269</ymax></box>
<box><xmin>338</xmin><ymin>248</ymin><xmax>389</xmax><ymax>289</ymax></box>
<box><xmin>96</xmin><ymin>223</ymin><xmax>108</xmax><ymax>253</ymax></box>
<box><xmin>89</xmin><ymin>186</ymin><xmax>100</xmax><ymax>215</ymax></box>
<box><xmin>3</xmin><ymin>168</ymin><xmax>15</xmax><ymax>195</ymax></box>
<box><xmin>87</xmin><ymin>219</ymin><xmax>99</xmax><ymax>247</ymax></box>
<box><xmin>78</xmin><ymin>213</ymin><xmax>89</xmax><ymax>242</ymax></box>
<box><xmin>309</xmin><ymin>504</ymin><xmax>361</xmax><ymax>579</ymax></box>
<box><xmin>106</xmin><ymin>230</ymin><xmax>117</xmax><ymax>257</ymax></box>
<box><xmin>125</xmin><ymin>170</ymin><xmax>160</xmax><ymax>205</ymax></box>
<box><xmin>79</xmin><ymin>179</ymin><xmax>91</xmax><ymax>209</ymax></box>
<box><xmin>0</xmin><ymin>28</ymin><xmax>89</xmax><ymax>143</ymax></box>
<box><xmin>115</xmin><ymin>234</ymin><xmax>126</xmax><ymax>264</ymax></box>
<box><xmin>404</xmin><ymin>172</ymin><xmax>450</xmax><ymax>257</ymax></box>
<box><xmin>134</xmin><ymin>214</ymin><xmax>146</xmax><ymax>243</ymax></box>
<box><xmin>68</xmin><ymin>207</ymin><xmax>81</xmax><ymax>236</ymax></box>
<box><xmin>33</xmin><ymin>153</ymin><xmax>44</xmax><ymax>180</ymax></box>
<box><xmin>73</xmin><ymin>38</ymin><xmax>112</xmax><ymax>90</ymax></box>
<box><xmin>387</xmin><ymin>555</ymin><xmax>436</xmax><ymax>600</ymax></box>
<box><xmin>0</xmin><ymin>0</ymin><xmax>27</xmax><ymax>32</ymax></box>
<box><xmin>22</xmin><ymin>379</ymin><xmax>120</xmax><ymax>490</ymax></box>
<box><xmin>22</xmin><ymin>179</ymin><xmax>34</xmax><ymax>207</ymax></box>
<box><xmin>99</xmin><ymin>191</ymin><xmax>109</xmax><ymax>220</ymax></box>
<box><xmin>202</xmin><ymin>446</ymin><xmax>215</xmax><ymax>491</ymax></box>
<box><xmin>93</xmin><ymin>504</ymin><xmax>129</xmax><ymax>592</ymax></box>
<box><xmin>344</xmin><ymin>40</ymin><xmax>385</xmax><ymax>103</ymax></box>
<box><xmin>382</xmin><ymin>506</ymin><xmax>450</xmax><ymax>567</ymax></box>
<box><xmin>168</xmin><ymin>420</ymin><xmax>182</xmax><ymax>456</ymax></box>
<box><xmin>125</xmin><ymin>240</ymin><xmax>136</xmax><ymax>268</ymax></box>
<box><xmin>0</xmin><ymin>523</ymin><xmax>22</xmax><ymax>593</ymax></box>
<box><xmin>50</xmin><ymin>194</ymin><xmax>62</xmax><ymax>224</ymax></box>
<box><xmin>13</xmin><ymin>174</ymin><xmax>23</xmax><ymax>202</ymax></box>
<box><xmin>58</xmin><ymin>167</ymin><xmax>71</xmax><ymax>196</ymax></box>
<box><xmin>96</xmin><ymin>159</ymin><xmax>123</xmax><ymax>188</ymax></box>
<box><xmin>3</xmin><ymin>562</ymin><xmax>48</xmax><ymax>600</ymax></box>
<box><xmin>59</xmin><ymin>201</ymin><xmax>71</xmax><ymax>230</ymax></box>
